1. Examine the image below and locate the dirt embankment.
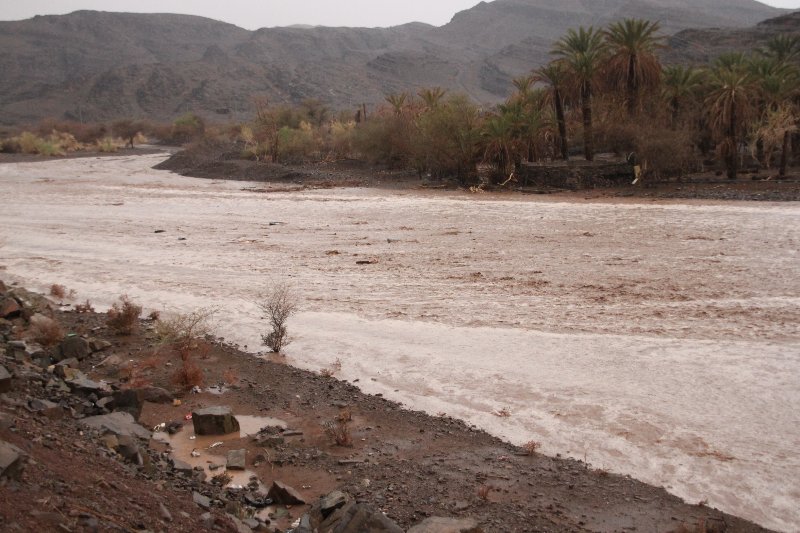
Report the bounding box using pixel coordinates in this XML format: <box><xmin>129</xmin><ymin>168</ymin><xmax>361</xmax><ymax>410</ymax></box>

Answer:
<box><xmin>0</xmin><ymin>282</ymin><xmax>773</xmax><ymax>532</ymax></box>
<box><xmin>154</xmin><ymin>142</ymin><xmax>800</xmax><ymax>202</ymax></box>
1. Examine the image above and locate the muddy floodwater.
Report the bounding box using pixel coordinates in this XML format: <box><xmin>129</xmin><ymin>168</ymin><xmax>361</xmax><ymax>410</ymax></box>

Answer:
<box><xmin>1</xmin><ymin>154</ymin><xmax>798</xmax><ymax>531</ymax></box>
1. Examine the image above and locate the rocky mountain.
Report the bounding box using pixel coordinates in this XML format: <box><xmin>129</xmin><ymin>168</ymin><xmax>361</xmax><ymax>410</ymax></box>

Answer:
<box><xmin>0</xmin><ymin>0</ymin><xmax>788</xmax><ymax>125</ymax></box>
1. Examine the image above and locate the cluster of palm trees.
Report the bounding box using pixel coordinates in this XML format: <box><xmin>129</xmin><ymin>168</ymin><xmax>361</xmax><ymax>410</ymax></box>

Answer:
<box><xmin>486</xmin><ymin>19</ymin><xmax>800</xmax><ymax>180</ymax></box>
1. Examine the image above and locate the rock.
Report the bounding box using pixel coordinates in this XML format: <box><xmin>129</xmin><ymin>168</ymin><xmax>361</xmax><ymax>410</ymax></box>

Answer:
<box><xmin>158</xmin><ymin>502</ymin><xmax>172</xmax><ymax>522</ymax></box>
<box><xmin>96</xmin><ymin>397</ymin><xmax>114</xmax><ymax>410</ymax></box>
<box><xmin>320</xmin><ymin>502</ymin><xmax>403</xmax><ymax>533</ymax></box>
<box><xmin>115</xmin><ymin>435</ymin><xmax>144</xmax><ymax>464</ymax></box>
<box><xmin>55</xmin><ymin>336</ymin><xmax>91</xmax><ymax>361</ymax></box>
<box><xmin>80</xmin><ymin>412</ymin><xmax>151</xmax><ymax>440</ymax></box>
<box><xmin>88</xmin><ymin>338</ymin><xmax>112</xmax><ymax>353</ymax></box>
<box><xmin>193</xmin><ymin>491</ymin><xmax>212</xmax><ymax>510</ymax></box>
<box><xmin>242</xmin><ymin>517</ymin><xmax>260</xmax><ymax>530</ymax></box>
<box><xmin>228</xmin><ymin>515</ymin><xmax>252</xmax><ymax>533</ymax></box>
<box><xmin>0</xmin><ymin>365</ymin><xmax>11</xmax><ymax>393</ymax></box>
<box><xmin>100</xmin><ymin>434</ymin><xmax>119</xmax><ymax>450</ymax></box>
<box><xmin>267</xmin><ymin>480</ymin><xmax>306</xmax><ymax>505</ymax></box>
<box><xmin>0</xmin><ymin>440</ymin><xmax>25</xmax><ymax>480</ymax></box>
<box><xmin>170</xmin><ymin>456</ymin><xmax>193</xmax><ymax>474</ymax></box>
<box><xmin>227</xmin><ymin>449</ymin><xmax>246</xmax><ymax>470</ymax></box>
<box><xmin>0</xmin><ymin>297</ymin><xmax>21</xmax><ymax>319</ymax></box>
<box><xmin>319</xmin><ymin>490</ymin><xmax>348</xmax><ymax>518</ymax></box>
<box><xmin>0</xmin><ymin>412</ymin><xmax>13</xmax><ymax>431</ymax></box>
<box><xmin>192</xmin><ymin>406</ymin><xmax>240</xmax><ymax>435</ymax></box>
<box><xmin>408</xmin><ymin>517</ymin><xmax>483</xmax><ymax>533</ymax></box>
<box><xmin>65</xmin><ymin>372</ymin><xmax>108</xmax><ymax>393</ymax></box>
<box><xmin>110</xmin><ymin>389</ymin><xmax>142</xmax><ymax>420</ymax></box>
<box><xmin>28</xmin><ymin>399</ymin><xmax>62</xmax><ymax>418</ymax></box>
<box><xmin>138</xmin><ymin>386</ymin><xmax>173</xmax><ymax>404</ymax></box>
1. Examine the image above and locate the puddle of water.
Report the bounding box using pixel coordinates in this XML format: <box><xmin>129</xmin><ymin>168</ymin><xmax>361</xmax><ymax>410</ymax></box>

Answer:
<box><xmin>153</xmin><ymin>415</ymin><xmax>286</xmax><ymax>491</ymax></box>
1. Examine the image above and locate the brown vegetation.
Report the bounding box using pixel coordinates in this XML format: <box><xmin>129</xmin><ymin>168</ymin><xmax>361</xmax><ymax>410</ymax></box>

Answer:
<box><xmin>259</xmin><ymin>284</ymin><xmax>296</xmax><ymax>353</ymax></box>
<box><xmin>27</xmin><ymin>314</ymin><xmax>65</xmax><ymax>347</ymax></box>
<box><xmin>106</xmin><ymin>295</ymin><xmax>142</xmax><ymax>335</ymax></box>
<box><xmin>322</xmin><ymin>419</ymin><xmax>353</xmax><ymax>447</ymax></box>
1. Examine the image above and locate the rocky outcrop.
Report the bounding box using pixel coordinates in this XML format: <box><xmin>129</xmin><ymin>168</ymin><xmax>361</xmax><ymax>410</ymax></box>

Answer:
<box><xmin>191</xmin><ymin>406</ymin><xmax>240</xmax><ymax>435</ymax></box>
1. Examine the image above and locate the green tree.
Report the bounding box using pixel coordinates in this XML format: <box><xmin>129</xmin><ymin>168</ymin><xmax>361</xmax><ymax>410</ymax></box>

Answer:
<box><xmin>552</xmin><ymin>26</ymin><xmax>607</xmax><ymax>161</ymax></box>
<box><xmin>705</xmin><ymin>54</ymin><xmax>756</xmax><ymax>180</ymax></box>
<box><xmin>604</xmin><ymin>18</ymin><xmax>665</xmax><ymax>115</ymax></box>
<box><xmin>661</xmin><ymin>65</ymin><xmax>705</xmax><ymax>127</ymax></box>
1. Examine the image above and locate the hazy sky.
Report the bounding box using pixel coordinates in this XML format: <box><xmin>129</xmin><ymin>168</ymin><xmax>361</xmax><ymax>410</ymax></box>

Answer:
<box><xmin>1</xmin><ymin>0</ymin><xmax>798</xmax><ymax>29</ymax></box>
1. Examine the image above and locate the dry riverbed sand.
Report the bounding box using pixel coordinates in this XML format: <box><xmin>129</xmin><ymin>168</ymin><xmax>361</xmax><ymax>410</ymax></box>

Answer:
<box><xmin>0</xmin><ymin>153</ymin><xmax>798</xmax><ymax>531</ymax></box>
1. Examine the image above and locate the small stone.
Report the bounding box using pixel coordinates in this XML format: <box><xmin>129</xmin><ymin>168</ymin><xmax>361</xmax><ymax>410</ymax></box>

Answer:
<box><xmin>88</xmin><ymin>338</ymin><xmax>112</xmax><ymax>353</ymax></box>
<box><xmin>192</xmin><ymin>406</ymin><xmax>240</xmax><ymax>436</ymax></box>
<box><xmin>170</xmin><ymin>456</ymin><xmax>193</xmax><ymax>474</ymax></box>
<box><xmin>80</xmin><ymin>412</ymin><xmax>151</xmax><ymax>439</ymax></box>
<box><xmin>267</xmin><ymin>480</ymin><xmax>306</xmax><ymax>505</ymax></box>
<box><xmin>0</xmin><ymin>366</ymin><xmax>11</xmax><ymax>393</ymax></box>
<box><xmin>0</xmin><ymin>439</ymin><xmax>25</xmax><ymax>479</ymax></box>
<box><xmin>193</xmin><ymin>491</ymin><xmax>212</xmax><ymax>510</ymax></box>
<box><xmin>158</xmin><ymin>502</ymin><xmax>172</xmax><ymax>522</ymax></box>
<box><xmin>227</xmin><ymin>449</ymin><xmax>246</xmax><ymax>470</ymax></box>
<box><xmin>0</xmin><ymin>297</ymin><xmax>21</xmax><ymax>319</ymax></box>
<box><xmin>28</xmin><ymin>399</ymin><xmax>62</xmax><ymax>418</ymax></box>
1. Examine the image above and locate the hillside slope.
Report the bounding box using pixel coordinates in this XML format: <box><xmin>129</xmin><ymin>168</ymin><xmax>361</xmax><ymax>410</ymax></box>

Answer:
<box><xmin>0</xmin><ymin>0</ymin><xmax>787</xmax><ymax>124</ymax></box>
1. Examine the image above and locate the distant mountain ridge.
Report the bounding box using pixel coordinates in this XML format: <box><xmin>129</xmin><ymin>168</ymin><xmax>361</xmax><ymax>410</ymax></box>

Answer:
<box><xmin>0</xmin><ymin>0</ymin><xmax>788</xmax><ymax>125</ymax></box>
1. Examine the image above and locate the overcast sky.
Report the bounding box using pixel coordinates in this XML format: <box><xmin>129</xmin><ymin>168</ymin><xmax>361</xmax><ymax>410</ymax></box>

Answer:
<box><xmin>1</xmin><ymin>0</ymin><xmax>798</xmax><ymax>29</ymax></box>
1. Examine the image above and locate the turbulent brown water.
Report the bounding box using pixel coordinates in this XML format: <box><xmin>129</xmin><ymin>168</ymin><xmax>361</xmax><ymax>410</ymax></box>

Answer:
<box><xmin>1</xmin><ymin>154</ymin><xmax>798</xmax><ymax>531</ymax></box>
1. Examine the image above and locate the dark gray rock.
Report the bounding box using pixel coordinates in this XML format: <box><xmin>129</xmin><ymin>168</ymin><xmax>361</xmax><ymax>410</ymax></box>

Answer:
<box><xmin>56</xmin><ymin>336</ymin><xmax>91</xmax><ymax>361</ymax></box>
<box><xmin>110</xmin><ymin>389</ymin><xmax>142</xmax><ymax>420</ymax></box>
<box><xmin>88</xmin><ymin>338</ymin><xmax>112</xmax><ymax>353</ymax></box>
<box><xmin>170</xmin><ymin>456</ymin><xmax>193</xmax><ymax>474</ymax></box>
<box><xmin>0</xmin><ymin>440</ymin><xmax>25</xmax><ymax>480</ymax></box>
<box><xmin>65</xmin><ymin>372</ymin><xmax>108</xmax><ymax>393</ymax></box>
<box><xmin>321</xmin><ymin>502</ymin><xmax>403</xmax><ymax>533</ymax></box>
<box><xmin>0</xmin><ymin>365</ymin><xmax>11</xmax><ymax>393</ymax></box>
<box><xmin>115</xmin><ymin>435</ymin><xmax>144</xmax><ymax>465</ymax></box>
<box><xmin>408</xmin><ymin>517</ymin><xmax>483</xmax><ymax>533</ymax></box>
<box><xmin>319</xmin><ymin>490</ymin><xmax>348</xmax><ymax>518</ymax></box>
<box><xmin>267</xmin><ymin>480</ymin><xmax>306</xmax><ymax>505</ymax></box>
<box><xmin>192</xmin><ymin>406</ymin><xmax>239</xmax><ymax>435</ymax></box>
<box><xmin>226</xmin><ymin>449</ymin><xmax>246</xmax><ymax>470</ymax></box>
<box><xmin>80</xmin><ymin>412</ymin><xmax>151</xmax><ymax>439</ymax></box>
<box><xmin>193</xmin><ymin>491</ymin><xmax>212</xmax><ymax>510</ymax></box>
<box><xmin>137</xmin><ymin>386</ymin><xmax>173</xmax><ymax>404</ymax></box>
<box><xmin>28</xmin><ymin>399</ymin><xmax>62</xmax><ymax>418</ymax></box>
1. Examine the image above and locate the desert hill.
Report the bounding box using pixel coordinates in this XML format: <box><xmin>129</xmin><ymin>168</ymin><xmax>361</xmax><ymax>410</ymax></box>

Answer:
<box><xmin>0</xmin><ymin>0</ymin><xmax>787</xmax><ymax>125</ymax></box>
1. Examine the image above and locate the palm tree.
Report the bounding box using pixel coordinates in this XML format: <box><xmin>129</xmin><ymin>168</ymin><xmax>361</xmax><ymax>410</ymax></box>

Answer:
<box><xmin>482</xmin><ymin>108</ymin><xmax>520</xmax><ymax>179</ymax></box>
<box><xmin>705</xmin><ymin>54</ymin><xmax>756</xmax><ymax>180</ymax></box>
<box><xmin>552</xmin><ymin>26</ymin><xmax>607</xmax><ymax>161</ymax></box>
<box><xmin>604</xmin><ymin>18</ymin><xmax>665</xmax><ymax>115</ymax></box>
<box><xmin>750</xmin><ymin>56</ymin><xmax>800</xmax><ymax>175</ymax></box>
<box><xmin>759</xmin><ymin>34</ymin><xmax>800</xmax><ymax>65</ymax></box>
<box><xmin>662</xmin><ymin>65</ymin><xmax>705</xmax><ymax>127</ymax></box>
<box><xmin>418</xmin><ymin>87</ymin><xmax>447</xmax><ymax>110</ymax></box>
<box><xmin>385</xmin><ymin>93</ymin><xmax>408</xmax><ymax>116</ymax></box>
<box><xmin>535</xmin><ymin>61</ymin><xmax>570</xmax><ymax>160</ymax></box>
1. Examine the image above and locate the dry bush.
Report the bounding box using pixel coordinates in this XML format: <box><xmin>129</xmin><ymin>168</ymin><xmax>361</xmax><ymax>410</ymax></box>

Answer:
<box><xmin>171</xmin><ymin>359</ymin><xmax>204</xmax><ymax>390</ymax></box>
<box><xmin>155</xmin><ymin>307</ymin><xmax>216</xmax><ymax>358</ymax></box>
<box><xmin>95</xmin><ymin>137</ymin><xmax>121</xmax><ymax>153</ymax></box>
<box><xmin>49</xmin><ymin>284</ymin><xmax>67</xmax><ymax>298</ymax></box>
<box><xmin>28</xmin><ymin>315</ymin><xmax>65</xmax><ymax>347</ymax></box>
<box><xmin>336</xmin><ymin>408</ymin><xmax>352</xmax><ymax>422</ymax></box>
<box><xmin>147</xmin><ymin>310</ymin><xmax>161</xmax><ymax>321</ymax></box>
<box><xmin>259</xmin><ymin>284</ymin><xmax>296</xmax><ymax>353</ymax></box>
<box><xmin>322</xmin><ymin>419</ymin><xmax>353</xmax><ymax>447</ymax></box>
<box><xmin>75</xmin><ymin>300</ymin><xmax>95</xmax><ymax>313</ymax></box>
<box><xmin>522</xmin><ymin>440</ymin><xmax>540</xmax><ymax>455</ymax></box>
<box><xmin>106</xmin><ymin>295</ymin><xmax>142</xmax><ymax>335</ymax></box>
<box><xmin>222</xmin><ymin>368</ymin><xmax>239</xmax><ymax>385</ymax></box>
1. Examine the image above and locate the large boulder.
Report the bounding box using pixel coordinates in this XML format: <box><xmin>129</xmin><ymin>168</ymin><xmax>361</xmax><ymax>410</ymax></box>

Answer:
<box><xmin>80</xmin><ymin>412</ymin><xmax>151</xmax><ymax>440</ymax></box>
<box><xmin>191</xmin><ymin>406</ymin><xmax>239</xmax><ymax>435</ymax></box>
<box><xmin>408</xmin><ymin>517</ymin><xmax>483</xmax><ymax>533</ymax></box>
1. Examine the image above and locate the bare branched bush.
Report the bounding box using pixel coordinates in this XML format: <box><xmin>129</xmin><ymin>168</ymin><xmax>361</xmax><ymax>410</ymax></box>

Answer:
<box><xmin>106</xmin><ymin>295</ymin><xmax>142</xmax><ymax>335</ymax></box>
<box><xmin>259</xmin><ymin>284</ymin><xmax>296</xmax><ymax>353</ymax></box>
<box><xmin>156</xmin><ymin>308</ymin><xmax>216</xmax><ymax>391</ymax></box>
<box><xmin>74</xmin><ymin>300</ymin><xmax>95</xmax><ymax>314</ymax></box>
<box><xmin>322</xmin><ymin>419</ymin><xmax>353</xmax><ymax>447</ymax></box>
<box><xmin>477</xmin><ymin>484</ymin><xmax>493</xmax><ymax>501</ymax></box>
<box><xmin>49</xmin><ymin>284</ymin><xmax>66</xmax><ymax>298</ymax></box>
<box><xmin>522</xmin><ymin>440</ymin><xmax>540</xmax><ymax>455</ymax></box>
<box><xmin>28</xmin><ymin>315</ymin><xmax>65</xmax><ymax>347</ymax></box>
